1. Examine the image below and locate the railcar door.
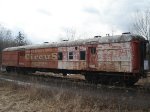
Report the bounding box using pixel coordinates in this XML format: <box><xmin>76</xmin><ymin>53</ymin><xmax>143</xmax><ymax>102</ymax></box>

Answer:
<box><xmin>87</xmin><ymin>46</ymin><xmax>98</xmax><ymax>70</ymax></box>
<box><xmin>18</xmin><ymin>49</ymin><xmax>25</xmax><ymax>66</ymax></box>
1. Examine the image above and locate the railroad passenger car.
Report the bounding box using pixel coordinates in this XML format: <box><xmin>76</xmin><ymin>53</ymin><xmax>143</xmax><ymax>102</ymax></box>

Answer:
<box><xmin>2</xmin><ymin>33</ymin><xmax>148</xmax><ymax>85</ymax></box>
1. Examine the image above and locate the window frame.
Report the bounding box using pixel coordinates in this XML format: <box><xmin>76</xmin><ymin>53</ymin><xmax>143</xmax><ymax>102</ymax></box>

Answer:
<box><xmin>68</xmin><ymin>51</ymin><xmax>73</xmax><ymax>60</ymax></box>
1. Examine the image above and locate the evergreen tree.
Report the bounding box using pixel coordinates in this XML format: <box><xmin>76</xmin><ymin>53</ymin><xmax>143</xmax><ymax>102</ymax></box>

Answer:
<box><xmin>15</xmin><ymin>31</ymin><xmax>28</xmax><ymax>46</ymax></box>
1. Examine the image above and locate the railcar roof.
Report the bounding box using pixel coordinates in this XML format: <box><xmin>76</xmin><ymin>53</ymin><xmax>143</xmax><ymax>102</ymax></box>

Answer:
<box><xmin>3</xmin><ymin>34</ymin><xmax>145</xmax><ymax>51</ymax></box>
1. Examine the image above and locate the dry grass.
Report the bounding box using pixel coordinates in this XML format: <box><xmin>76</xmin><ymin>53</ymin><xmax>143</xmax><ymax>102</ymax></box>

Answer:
<box><xmin>136</xmin><ymin>74</ymin><xmax>150</xmax><ymax>87</ymax></box>
<box><xmin>0</xmin><ymin>80</ymin><xmax>149</xmax><ymax>112</ymax></box>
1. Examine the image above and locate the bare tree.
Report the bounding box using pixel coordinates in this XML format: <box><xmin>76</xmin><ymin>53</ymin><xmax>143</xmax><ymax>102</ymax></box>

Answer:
<box><xmin>58</xmin><ymin>27</ymin><xmax>91</xmax><ymax>42</ymax></box>
<box><xmin>131</xmin><ymin>10</ymin><xmax>150</xmax><ymax>41</ymax></box>
<box><xmin>0</xmin><ymin>25</ymin><xmax>15</xmax><ymax>50</ymax></box>
<box><xmin>0</xmin><ymin>25</ymin><xmax>31</xmax><ymax>65</ymax></box>
<box><xmin>130</xmin><ymin>10</ymin><xmax>150</xmax><ymax>65</ymax></box>
<box><xmin>66</xmin><ymin>28</ymin><xmax>76</xmax><ymax>41</ymax></box>
<box><xmin>0</xmin><ymin>25</ymin><xmax>15</xmax><ymax>65</ymax></box>
<box><xmin>58</xmin><ymin>28</ymin><xmax>77</xmax><ymax>41</ymax></box>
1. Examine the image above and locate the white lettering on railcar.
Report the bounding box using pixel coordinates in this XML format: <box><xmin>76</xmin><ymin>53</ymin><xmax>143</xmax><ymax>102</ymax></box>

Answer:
<box><xmin>25</xmin><ymin>53</ymin><xmax>57</xmax><ymax>60</ymax></box>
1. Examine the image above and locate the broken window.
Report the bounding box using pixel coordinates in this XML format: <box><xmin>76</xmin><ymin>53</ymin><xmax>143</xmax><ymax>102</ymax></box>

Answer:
<box><xmin>58</xmin><ymin>52</ymin><xmax>63</xmax><ymax>60</ymax></box>
<box><xmin>80</xmin><ymin>51</ymin><xmax>86</xmax><ymax>60</ymax></box>
<box><xmin>91</xmin><ymin>47</ymin><xmax>96</xmax><ymax>54</ymax></box>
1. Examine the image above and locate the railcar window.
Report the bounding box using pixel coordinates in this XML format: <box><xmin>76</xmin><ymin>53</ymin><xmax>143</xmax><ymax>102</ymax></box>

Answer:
<box><xmin>75</xmin><ymin>47</ymin><xmax>78</xmax><ymax>50</ymax></box>
<box><xmin>80</xmin><ymin>51</ymin><xmax>86</xmax><ymax>60</ymax></box>
<box><xmin>69</xmin><ymin>52</ymin><xmax>73</xmax><ymax>60</ymax></box>
<box><xmin>91</xmin><ymin>47</ymin><xmax>96</xmax><ymax>54</ymax></box>
<box><xmin>58</xmin><ymin>52</ymin><xmax>63</xmax><ymax>60</ymax></box>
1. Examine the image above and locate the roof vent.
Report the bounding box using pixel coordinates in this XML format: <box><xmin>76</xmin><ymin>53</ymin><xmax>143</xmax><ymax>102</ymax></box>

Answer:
<box><xmin>106</xmin><ymin>34</ymin><xmax>110</xmax><ymax>36</ymax></box>
<box><xmin>63</xmin><ymin>39</ymin><xmax>68</xmax><ymax>41</ymax></box>
<box><xmin>44</xmin><ymin>42</ymin><xmax>49</xmax><ymax>43</ymax></box>
<box><xmin>94</xmin><ymin>36</ymin><xmax>101</xmax><ymax>38</ymax></box>
<box><xmin>122</xmin><ymin>32</ymin><xmax>131</xmax><ymax>34</ymax></box>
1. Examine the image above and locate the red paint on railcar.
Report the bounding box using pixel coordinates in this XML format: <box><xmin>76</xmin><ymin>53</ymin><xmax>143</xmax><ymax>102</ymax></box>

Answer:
<box><xmin>2</xmin><ymin>51</ymin><xmax>18</xmax><ymax>66</ymax></box>
<box><xmin>25</xmin><ymin>48</ymin><xmax>58</xmax><ymax>68</ymax></box>
<box><xmin>131</xmin><ymin>40</ymin><xmax>141</xmax><ymax>73</ymax></box>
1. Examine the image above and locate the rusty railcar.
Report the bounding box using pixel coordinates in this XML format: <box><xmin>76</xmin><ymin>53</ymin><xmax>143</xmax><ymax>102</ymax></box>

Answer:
<box><xmin>2</xmin><ymin>34</ymin><xmax>148</xmax><ymax>85</ymax></box>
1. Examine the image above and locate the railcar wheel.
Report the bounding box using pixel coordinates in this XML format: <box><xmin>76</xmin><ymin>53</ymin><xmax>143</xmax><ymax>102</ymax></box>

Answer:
<box><xmin>97</xmin><ymin>75</ymin><xmax>108</xmax><ymax>84</ymax></box>
<box><xmin>84</xmin><ymin>73</ymin><xmax>98</xmax><ymax>84</ymax></box>
<box><xmin>123</xmin><ymin>77</ymin><xmax>139</xmax><ymax>86</ymax></box>
<box><xmin>117</xmin><ymin>76</ymin><xmax>139</xmax><ymax>86</ymax></box>
<box><xmin>16</xmin><ymin>68</ymin><xmax>29</xmax><ymax>75</ymax></box>
<box><xmin>63</xmin><ymin>73</ymin><xmax>67</xmax><ymax>77</ymax></box>
<box><xmin>108</xmin><ymin>77</ymin><xmax>118</xmax><ymax>85</ymax></box>
<box><xmin>6</xmin><ymin>67</ymin><xmax>12</xmax><ymax>73</ymax></box>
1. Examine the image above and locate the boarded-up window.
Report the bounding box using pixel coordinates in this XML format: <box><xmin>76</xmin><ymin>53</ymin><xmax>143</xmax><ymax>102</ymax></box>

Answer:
<box><xmin>58</xmin><ymin>52</ymin><xmax>63</xmax><ymax>60</ymax></box>
<box><xmin>80</xmin><ymin>51</ymin><xmax>85</xmax><ymax>60</ymax></box>
<box><xmin>69</xmin><ymin>52</ymin><xmax>73</xmax><ymax>60</ymax></box>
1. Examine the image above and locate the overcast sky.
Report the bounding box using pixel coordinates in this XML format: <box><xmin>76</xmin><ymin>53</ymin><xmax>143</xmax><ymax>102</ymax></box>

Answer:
<box><xmin>0</xmin><ymin>0</ymin><xmax>150</xmax><ymax>43</ymax></box>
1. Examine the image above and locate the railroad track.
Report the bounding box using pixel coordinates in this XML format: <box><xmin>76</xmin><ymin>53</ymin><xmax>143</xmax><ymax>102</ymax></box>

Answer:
<box><xmin>0</xmin><ymin>71</ymin><xmax>150</xmax><ymax>94</ymax></box>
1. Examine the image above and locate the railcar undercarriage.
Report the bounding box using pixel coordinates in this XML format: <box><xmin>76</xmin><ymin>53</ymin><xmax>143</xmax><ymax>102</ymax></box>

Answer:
<box><xmin>5</xmin><ymin>66</ymin><xmax>141</xmax><ymax>86</ymax></box>
<box><xmin>84</xmin><ymin>73</ymin><xmax>140</xmax><ymax>86</ymax></box>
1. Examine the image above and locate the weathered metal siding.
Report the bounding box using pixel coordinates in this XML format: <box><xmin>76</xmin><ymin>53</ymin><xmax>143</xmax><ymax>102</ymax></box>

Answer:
<box><xmin>58</xmin><ymin>42</ymin><xmax>132</xmax><ymax>72</ymax></box>
<box><xmin>2</xmin><ymin>51</ymin><xmax>18</xmax><ymax>66</ymax></box>
<box><xmin>25</xmin><ymin>48</ymin><xmax>58</xmax><ymax>68</ymax></box>
<box><xmin>58</xmin><ymin>46</ymin><xmax>87</xmax><ymax>70</ymax></box>
<box><xmin>97</xmin><ymin>42</ymin><xmax>132</xmax><ymax>72</ymax></box>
